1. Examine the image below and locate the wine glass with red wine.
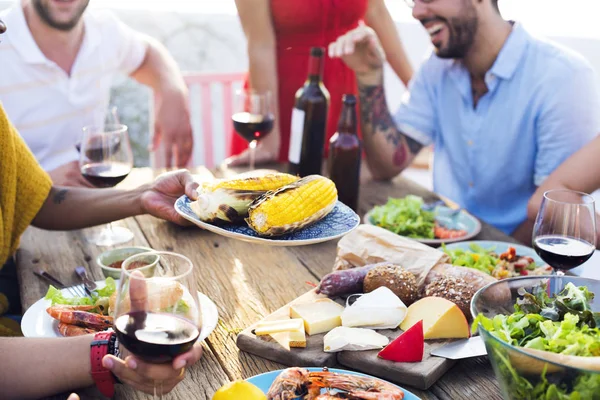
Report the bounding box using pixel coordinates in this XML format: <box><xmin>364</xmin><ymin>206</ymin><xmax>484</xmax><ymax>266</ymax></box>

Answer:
<box><xmin>79</xmin><ymin>123</ymin><xmax>134</xmax><ymax>246</ymax></box>
<box><xmin>115</xmin><ymin>251</ymin><xmax>201</xmax><ymax>399</ymax></box>
<box><xmin>533</xmin><ymin>189</ymin><xmax>596</xmax><ymax>288</ymax></box>
<box><xmin>232</xmin><ymin>89</ymin><xmax>274</xmax><ymax>170</ymax></box>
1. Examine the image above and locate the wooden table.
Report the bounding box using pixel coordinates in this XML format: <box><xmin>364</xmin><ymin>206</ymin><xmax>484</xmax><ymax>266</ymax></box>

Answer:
<box><xmin>16</xmin><ymin>166</ymin><xmax>517</xmax><ymax>400</ymax></box>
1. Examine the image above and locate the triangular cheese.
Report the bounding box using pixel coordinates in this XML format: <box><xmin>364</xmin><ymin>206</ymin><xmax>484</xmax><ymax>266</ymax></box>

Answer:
<box><xmin>378</xmin><ymin>320</ymin><xmax>424</xmax><ymax>362</ymax></box>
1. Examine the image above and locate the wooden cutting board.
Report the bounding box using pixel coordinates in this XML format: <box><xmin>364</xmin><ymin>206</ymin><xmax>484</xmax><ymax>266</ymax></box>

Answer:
<box><xmin>236</xmin><ymin>290</ymin><xmax>457</xmax><ymax>390</ymax></box>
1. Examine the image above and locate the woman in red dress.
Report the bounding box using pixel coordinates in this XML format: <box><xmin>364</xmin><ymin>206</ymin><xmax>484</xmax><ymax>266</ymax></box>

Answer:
<box><xmin>227</xmin><ymin>0</ymin><xmax>413</xmax><ymax>165</ymax></box>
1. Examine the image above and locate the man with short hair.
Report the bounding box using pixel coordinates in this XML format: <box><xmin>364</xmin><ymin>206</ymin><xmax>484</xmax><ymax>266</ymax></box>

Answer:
<box><xmin>0</xmin><ymin>0</ymin><xmax>194</xmax><ymax>187</ymax></box>
<box><xmin>329</xmin><ymin>0</ymin><xmax>600</xmax><ymax>237</ymax></box>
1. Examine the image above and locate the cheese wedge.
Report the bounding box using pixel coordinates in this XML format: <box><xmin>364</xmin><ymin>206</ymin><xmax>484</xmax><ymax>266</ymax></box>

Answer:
<box><xmin>400</xmin><ymin>296</ymin><xmax>469</xmax><ymax>339</ymax></box>
<box><xmin>342</xmin><ymin>287</ymin><xmax>407</xmax><ymax>329</ymax></box>
<box><xmin>290</xmin><ymin>299</ymin><xmax>345</xmax><ymax>335</ymax></box>
<box><xmin>324</xmin><ymin>327</ymin><xmax>388</xmax><ymax>352</ymax></box>
<box><xmin>254</xmin><ymin>318</ymin><xmax>304</xmax><ymax>336</ymax></box>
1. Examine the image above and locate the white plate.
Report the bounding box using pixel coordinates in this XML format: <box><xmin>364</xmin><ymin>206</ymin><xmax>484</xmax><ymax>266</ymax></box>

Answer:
<box><xmin>21</xmin><ymin>280</ymin><xmax>219</xmax><ymax>341</ymax></box>
<box><xmin>175</xmin><ymin>195</ymin><xmax>360</xmax><ymax>247</ymax></box>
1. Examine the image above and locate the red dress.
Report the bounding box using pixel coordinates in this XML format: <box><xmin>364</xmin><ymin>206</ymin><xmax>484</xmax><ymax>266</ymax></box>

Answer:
<box><xmin>230</xmin><ymin>0</ymin><xmax>368</xmax><ymax>163</ymax></box>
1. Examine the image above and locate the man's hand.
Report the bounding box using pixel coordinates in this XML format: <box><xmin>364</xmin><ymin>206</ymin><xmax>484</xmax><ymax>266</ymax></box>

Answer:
<box><xmin>328</xmin><ymin>24</ymin><xmax>385</xmax><ymax>83</ymax></box>
<box><xmin>152</xmin><ymin>89</ymin><xmax>194</xmax><ymax>168</ymax></box>
<box><xmin>48</xmin><ymin>161</ymin><xmax>95</xmax><ymax>188</ymax></box>
<box><xmin>101</xmin><ymin>270</ymin><xmax>203</xmax><ymax>395</ymax></box>
<box><xmin>140</xmin><ymin>169</ymin><xmax>199</xmax><ymax>225</ymax></box>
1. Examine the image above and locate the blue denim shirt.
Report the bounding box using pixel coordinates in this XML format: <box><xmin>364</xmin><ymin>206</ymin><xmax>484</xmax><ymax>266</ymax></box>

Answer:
<box><xmin>394</xmin><ymin>24</ymin><xmax>600</xmax><ymax>234</ymax></box>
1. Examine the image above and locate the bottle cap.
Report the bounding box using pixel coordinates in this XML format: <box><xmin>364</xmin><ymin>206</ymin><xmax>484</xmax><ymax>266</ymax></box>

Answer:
<box><xmin>310</xmin><ymin>47</ymin><xmax>325</xmax><ymax>57</ymax></box>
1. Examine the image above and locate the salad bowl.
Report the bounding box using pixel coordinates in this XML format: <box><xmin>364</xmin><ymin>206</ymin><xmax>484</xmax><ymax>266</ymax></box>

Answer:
<box><xmin>471</xmin><ymin>276</ymin><xmax>600</xmax><ymax>399</ymax></box>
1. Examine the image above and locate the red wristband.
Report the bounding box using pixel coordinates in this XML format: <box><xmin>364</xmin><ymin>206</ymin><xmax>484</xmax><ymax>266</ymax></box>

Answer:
<box><xmin>90</xmin><ymin>331</ymin><xmax>116</xmax><ymax>398</ymax></box>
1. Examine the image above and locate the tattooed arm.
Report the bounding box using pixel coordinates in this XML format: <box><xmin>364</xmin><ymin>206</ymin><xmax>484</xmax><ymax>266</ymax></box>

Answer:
<box><xmin>31</xmin><ymin>186</ymin><xmax>146</xmax><ymax>230</ymax></box>
<box><xmin>359</xmin><ymin>81</ymin><xmax>424</xmax><ymax>180</ymax></box>
<box><xmin>31</xmin><ymin>170</ymin><xmax>199</xmax><ymax>230</ymax></box>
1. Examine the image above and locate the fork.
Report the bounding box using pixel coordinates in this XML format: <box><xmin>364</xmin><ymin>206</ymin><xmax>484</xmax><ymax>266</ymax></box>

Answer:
<box><xmin>34</xmin><ymin>269</ymin><xmax>91</xmax><ymax>299</ymax></box>
<box><xmin>422</xmin><ymin>200</ymin><xmax>462</xmax><ymax>217</ymax></box>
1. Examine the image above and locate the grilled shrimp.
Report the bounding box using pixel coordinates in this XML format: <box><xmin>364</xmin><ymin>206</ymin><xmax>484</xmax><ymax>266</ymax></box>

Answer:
<box><xmin>266</xmin><ymin>367</ymin><xmax>320</xmax><ymax>400</ymax></box>
<box><xmin>58</xmin><ymin>322</ymin><xmax>97</xmax><ymax>337</ymax></box>
<box><xmin>46</xmin><ymin>306</ymin><xmax>113</xmax><ymax>330</ymax></box>
<box><xmin>309</xmin><ymin>371</ymin><xmax>404</xmax><ymax>400</ymax></box>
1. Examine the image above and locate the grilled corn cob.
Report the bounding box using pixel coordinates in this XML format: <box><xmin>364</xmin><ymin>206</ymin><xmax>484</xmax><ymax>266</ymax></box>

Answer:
<box><xmin>189</xmin><ymin>173</ymin><xmax>298</xmax><ymax>223</ymax></box>
<box><xmin>246</xmin><ymin>175</ymin><xmax>338</xmax><ymax>236</ymax></box>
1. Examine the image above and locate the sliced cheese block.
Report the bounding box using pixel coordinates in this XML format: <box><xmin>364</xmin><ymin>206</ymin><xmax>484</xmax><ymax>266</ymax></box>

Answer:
<box><xmin>400</xmin><ymin>296</ymin><xmax>469</xmax><ymax>339</ymax></box>
<box><xmin>254</xmin><ymin>318</ymin><xmax>304</xmax><ymax>336</ymax></box>
<box><xmin>290</xmin><ymin>299</ymin><xmax>345</xmax><ymax>335</ymax></box>
<box><xmin>269</xmin><ymin>332</ymin><xmax>291</xmax><ymax>351</ymax></box>
<box><xmin>378</xmin><ymin>320</ymin><xmax>424</xmax><ymax>362</ymax></box>
<box><xmin>342</xmin><ymin>287</ymin><xmax>407</xmax><ymax>329</ymax></box>
<box><xmin>324</xmin><ymin>327</ymin><xmax>389</xmax><ymax>352</ymax></box>
<box><xmin>269</xmin><ymin>326</ymin><xmax>307</xmax><ymax>349</ymax></box>
<box><xmin>288</xmin><ymin>326</ymin><xmax>307</xmax><ymax>348</ymax></box>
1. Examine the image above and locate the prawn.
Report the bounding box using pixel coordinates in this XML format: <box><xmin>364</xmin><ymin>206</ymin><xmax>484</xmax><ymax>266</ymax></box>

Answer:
<box><xmin>46</xmin><ymin>305</ymin><xmax>113</xmax><ymax>330</ymax></box>
<box><xmin>266</xmin><ymin>367</ymin><xmax>320</xmax><ymax>400</ymax></box>
<box><xmin>58</xmin><ymin>322</ymin><xmax>97</xmax><ymax>337</ymax></box>
<box><xmin>309</xmin><ymin>370</ymin><xmax>404</xmax><ymax>400</ymax></box>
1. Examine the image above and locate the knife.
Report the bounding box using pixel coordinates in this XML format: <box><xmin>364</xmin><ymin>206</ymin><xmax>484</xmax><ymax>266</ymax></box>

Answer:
<box><xmin>75</xmin><ymin>266</ymin><xmax>97</xmax><ymax>296</ymax></box>
<box><xmin>431</xmin><ymin>336</ymin><xmax>487</xmax><ymax>360</ymax></box>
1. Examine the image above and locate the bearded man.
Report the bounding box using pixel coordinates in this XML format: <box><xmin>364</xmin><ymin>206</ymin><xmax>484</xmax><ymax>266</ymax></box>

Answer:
<box><xmin>0</xmin><ymin>0</ymin><xmax>193</xmax><ymax>186</ymax></box>
<box><xmin>328</xmin><ymin>0</ymin><xmax>600</xmax><ymax>239</ymax></box>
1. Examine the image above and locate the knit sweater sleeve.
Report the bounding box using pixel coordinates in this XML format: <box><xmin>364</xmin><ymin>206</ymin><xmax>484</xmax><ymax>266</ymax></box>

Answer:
<box><xmin>0</xmin><ymin>103</ymin><xmax>52</xmax><ymax>266</ymax></box>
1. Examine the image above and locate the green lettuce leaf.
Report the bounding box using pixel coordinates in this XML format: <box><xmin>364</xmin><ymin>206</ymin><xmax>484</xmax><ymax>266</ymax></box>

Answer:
<box><xmin>370</xmin><ymin>196</ymin><xmax>435</xmax><ymax>239</ymax></box>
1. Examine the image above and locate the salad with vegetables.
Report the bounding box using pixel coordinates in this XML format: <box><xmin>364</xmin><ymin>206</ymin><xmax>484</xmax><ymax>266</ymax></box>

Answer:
<box><xmin>474</xmin><ymin>283</ymin><xmax>600</xmax><ymax>399</ymax></box>
<box><xmin>45</xmin><ymin>277</ymin><xmax>116</xmax><ymax>315</ymax></box>
<box><xmin>369</xmin><ymin>196</ymin><xmax>467</xmax><ymax>240</ymax></box>
<box><xmin>442</xmin><ymin>243</ymin><xmax>552</xmax><ymax>279</ymax></box>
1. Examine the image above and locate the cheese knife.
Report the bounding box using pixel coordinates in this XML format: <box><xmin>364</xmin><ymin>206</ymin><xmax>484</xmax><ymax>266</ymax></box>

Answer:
<box><xmin>431</xmin><ymin>336</ymin><xmax>488</xmax><ymax>360</ymax></box>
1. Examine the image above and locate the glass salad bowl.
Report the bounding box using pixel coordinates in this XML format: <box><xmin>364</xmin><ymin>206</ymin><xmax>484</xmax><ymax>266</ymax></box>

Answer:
<box><xmin>471</xmin><ymin>276</ymin><xmax>600</xmax><ymax>400</ymax></box>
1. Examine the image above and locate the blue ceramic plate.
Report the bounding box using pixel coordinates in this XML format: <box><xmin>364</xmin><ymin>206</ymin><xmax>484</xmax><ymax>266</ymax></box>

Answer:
<box><xmin>444</xmin><ymin>240</ymin><xmax>545</xmax><ymax>266</ymax></box>
<box><xmin>247</xmin><ymin>367</ymin><xmax>420</xmax><ymax>399</ymax></box>
<box><xmin>364</xmin><ymin>205</ymin><xmax>482</xmax><ymax>245</ymax></box>
<box><xmin>175</xmin><ymin>195</ymin><xmax>360</xmax><ymax>246</ymax></box>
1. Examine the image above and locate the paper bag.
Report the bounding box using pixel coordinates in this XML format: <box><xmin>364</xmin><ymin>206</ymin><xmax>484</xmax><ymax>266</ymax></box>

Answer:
<box><xmin>334</xmin><ymin>225</ymin><xmax>450</xmax><ymax>289</ymax></box>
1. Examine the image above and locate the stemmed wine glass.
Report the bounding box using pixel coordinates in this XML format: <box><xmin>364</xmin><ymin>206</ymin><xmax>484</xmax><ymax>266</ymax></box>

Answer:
<box><xmin>232</xmin><ymin>89</ymin><xmax>274</xmax><ymax>170</ymax></box>
<box><xmin>114</xmin><ymin>251</ymin><xmax>202</xmax><ymax>399</ymax></box>
<box><xmin>533</xmin><ymin>189</ymin><xmax>596</xmax><ymax>289</ymax></box>
<box><xmin>79</xmin><ymin>122</ymin><xmax>134</xmax><ymax>246</ymax></box>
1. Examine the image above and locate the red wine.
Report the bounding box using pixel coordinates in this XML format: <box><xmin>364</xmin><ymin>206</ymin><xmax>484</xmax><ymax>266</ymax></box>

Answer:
<box><xmin>288</xmin><ymin>47</ymin><xmax>330</xmax><ymax>177</ymax></box>
<box><xmin>81</xmin><ymin>162</ymin><xmax>131</xmax><ymax>188</ymax></box>
<box><xmin>232</xmin><ymin>112</ymin><xmax>274</xmax><ymax>142</ymax></box>
<box><xmin>328</xmin><ymin>94</ymin><xmax>362</xmax><ymax>212</ymax></box>
<box><xmin>533</xmin><ymin>235</ymin><xmax>595</xmax><ymax>271</ymax></box>
<box><xmin>115</xmin><ymin>311</ymin><xmax>200</xmax><ymax>363</ymax></box>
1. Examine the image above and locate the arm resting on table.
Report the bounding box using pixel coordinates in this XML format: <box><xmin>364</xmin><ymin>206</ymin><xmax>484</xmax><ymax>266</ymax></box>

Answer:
<box><xmin>31</xmin><ymin>185</ymin><xmax>146</xmax><ymax>231</ymax></box>
<box><xmin>0</xmin><ymin>336</ymin><xmax>94</xmax><ymax>400</ymax></box>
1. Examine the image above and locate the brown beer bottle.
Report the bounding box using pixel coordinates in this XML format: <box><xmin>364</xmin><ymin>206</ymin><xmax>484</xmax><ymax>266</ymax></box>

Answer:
<box><xmin>288</xmin><ymin>47</ymin><xmax>330</xmax><ymax>177</ymax></box>
<box><xmin>328</xmin><ymin>94</ymin><xmax>362</xmax><ymax>211</ymax></box>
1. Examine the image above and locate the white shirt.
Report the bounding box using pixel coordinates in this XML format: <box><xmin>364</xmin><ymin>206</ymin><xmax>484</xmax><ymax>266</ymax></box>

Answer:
<box><xmin>0</xmin><ymin>6</ymin><xmax>147</xmax><ymax>171</ymax></box>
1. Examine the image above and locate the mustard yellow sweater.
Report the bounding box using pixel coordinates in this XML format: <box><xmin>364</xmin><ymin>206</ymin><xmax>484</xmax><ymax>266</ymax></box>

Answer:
<box><xmin>0</xmin><ymin>102</ymin><xmax>52</xmax><ymax>267</ymax></box>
